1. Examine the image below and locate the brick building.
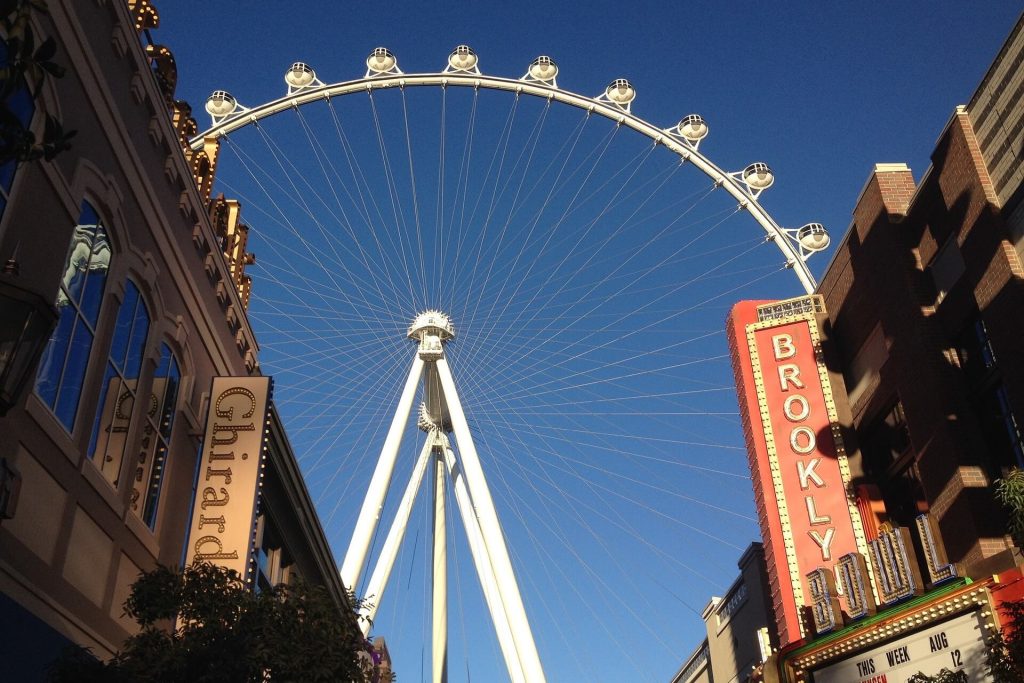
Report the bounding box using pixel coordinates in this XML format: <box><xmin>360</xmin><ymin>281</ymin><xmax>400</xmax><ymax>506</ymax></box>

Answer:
<box><xmin>816</xmin><ymin>15</ymin><xmax>1024</xmax><ymax>573</ymax></box>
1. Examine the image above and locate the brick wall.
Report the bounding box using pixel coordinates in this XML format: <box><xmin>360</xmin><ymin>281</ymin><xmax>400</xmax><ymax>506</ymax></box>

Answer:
<box><xmin>818</xmin><ymin>109</ymin><xmax>1024</xmax><ymax>572</ymax></box>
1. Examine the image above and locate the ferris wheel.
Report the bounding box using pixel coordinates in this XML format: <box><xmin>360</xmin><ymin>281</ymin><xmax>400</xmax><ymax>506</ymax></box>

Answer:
<box><xmin>191</xmin><ymin>46</ymin><xmax>830</xmax><ymax>682</ymax></box>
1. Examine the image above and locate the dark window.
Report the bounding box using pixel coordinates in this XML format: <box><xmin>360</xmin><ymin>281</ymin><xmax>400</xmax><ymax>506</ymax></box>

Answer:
<box><xmin>956</xmin><ymin>319</ymin><xmax>997</xmax><ymax>384</ymax></box>
<box><xmin>860</xmin><ymin>399</ymin><xmax>926</xmax><ymax>526</ymax></box>
<box><xmin>35</xmin><ymin>202</ymin><xmax>111</xmax><ymax>430</ymax></box>
<box><xmin>956</xmin><ymin>317</ymin><xmax>1024</xmax><ymax>473</ymax></box>
<box><xmin>254</xmin><ymin>511</ymin><xmax>294</xmax><ymax>592</ymax></box>
<box><xmin>861</xmin><ymin>401</ymin><xmax>911</xmax><ymax>473</ymax></box>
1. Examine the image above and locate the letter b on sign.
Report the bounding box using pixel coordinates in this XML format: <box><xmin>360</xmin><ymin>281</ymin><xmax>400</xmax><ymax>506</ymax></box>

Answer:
<box><xmin>772</xmin><ymin>334</ymin><xmax>796</xmax><ymax>360</ymax></box>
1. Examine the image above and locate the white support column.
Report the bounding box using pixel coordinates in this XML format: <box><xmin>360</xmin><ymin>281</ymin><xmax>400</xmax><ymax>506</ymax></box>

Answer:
<box><xmin>358</xmin><ymin>436</ymin><xmax>434</xmax><ymax>634</ymax></box>
<box><xmin>432</xmin><ymin>450</ymin><xmax>448</xmax><ymax>683</ymax></box>
<box><xmin>435</xmin><ymin>357</ymin><xmax>546</xmax><ymax>683</ymax></box>
<box><xmin>442</xmin><ymin>446</ymin><xmax>525</xmax><ymax>683</ymax></box>
<box><xmin>342</xmin><ymin>355</ymin><xmax>425</xmax><ymax>591</ymax></box>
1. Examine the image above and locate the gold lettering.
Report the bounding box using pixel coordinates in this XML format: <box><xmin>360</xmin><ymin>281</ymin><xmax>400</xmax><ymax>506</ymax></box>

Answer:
<box><xmin>201</xmin><ymin>486</ymin><xmax>229</xmax><ymax>509</ymax></box>
<box><xmin>210</xmin><ymin>450</ymin><xmax>236</xmax><ymax>462</ymax></box>
<box><xmin>206</xmin><ymin>466</ymin><xmax>233</xmax><ymax>484</ymax></box>
<box><xmin>193</xmin><ymin>535</ymin><xmax>238</xmax><ymax>561</ymax></box>
<box><xmin>211</xmin><ymin>421</ymin><xmax>255</xmax><ymax>446</ymax></box>
<box><xmin>777</xmin><ymin>363</ymin><xmax>805</xmax><ymax>391</ymax></box>
<box><xmin>215</xmin><ymin>386</ymin><xmax>257</xmax><ymax>420</ymax></box>
<box><xmin>198</xmin><ymin>515</ymin><xmax>226</xmax><ymax>533</ymax></box>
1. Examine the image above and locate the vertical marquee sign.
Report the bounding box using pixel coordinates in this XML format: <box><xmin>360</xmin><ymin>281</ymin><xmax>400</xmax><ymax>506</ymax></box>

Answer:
<box><xmin>185</xmin><ymin>376</ymin><xmax>272</xmax><ymax>579</ymax></box>
<box><xmin>727</xmin><ymin>297</ymin><xmax>872</xmax><ymax>645</ymax></box>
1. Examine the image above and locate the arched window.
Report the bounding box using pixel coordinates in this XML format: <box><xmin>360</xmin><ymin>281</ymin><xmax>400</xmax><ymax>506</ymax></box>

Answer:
<box><xmin>88</xmin><ymin>279</ymin><xmax>150</xmax><ymax>487</ymax></box>
<box><xmin>133</xmin><ymin>343</ymin><xmax>180</xmax><ymax>528</ymax></box>
<box><xmin>35</xmin><ymin>201</ymin><xmax>111</xmax><ymax>430</ymax></box>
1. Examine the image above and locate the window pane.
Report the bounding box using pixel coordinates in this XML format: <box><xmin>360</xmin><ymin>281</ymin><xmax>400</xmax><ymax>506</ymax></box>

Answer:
<box><xmin>35</xmin><ymin>201</ymin><xmax>110</xmax><ymax>434</ymax></box>
<box><xmin>34</xmin><ymin>307</ymin><xmax>76</xmax><ymax>408</ymax></box>
<box><xmin>79</xmin><ymin>247</ymin><xmax>110</xmax><ymax>326</ymax></box>
<box><xmin>108</xmin><ymin>281</ymin><xmax>139</xmax><ymax>369</ymax></box>
<box><xmin>139</xmin><ymin>440</ymin><xmax>169</xmax><ymax>525</ymax></box>
<box><xmin>136</xmin><ymin>345</ymin><xmax>180</xmax><ymax>528</ymax></box>
<box><xmin>88</xmin><ymin>280</ymin><xmax>149</xmax><ymax>487</ymax></box>
<box><xmin>59</xmin><ymin>225</ymin><xmax>96</xmax><ymax>309</ymax></box>
<box><xmin>90</xmin><ymin>364</ymin><xmax>138</xmax><ymax>486</ymax></box>
<box><xmin>78</xmin><ymin>225</ymin><xmax>110</xmax><ymax>325</ymax></box>
<box><xmin>53</xmin><ymin>321</ymin><xmax>93</xmax><ymax>430</ymax></box>
<box><xmin>125</xmin><ymin>298</ymin><xmax>149</xmax><ymax>379</ymax></box>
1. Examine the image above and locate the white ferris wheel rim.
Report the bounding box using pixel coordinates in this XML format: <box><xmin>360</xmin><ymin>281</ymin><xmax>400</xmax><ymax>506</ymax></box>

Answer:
<box><xmin>191</xmin><ymin>61</ymin><xmax>825</xmax><ymax>294</ymax></box>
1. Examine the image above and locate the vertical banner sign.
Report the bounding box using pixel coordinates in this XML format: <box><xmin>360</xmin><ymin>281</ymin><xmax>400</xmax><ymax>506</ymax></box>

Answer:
<box><xmin>185</xmin><ymin>376</ymin><xmax>272</xmax><ymax>579</ymax></box>
<box><xmin>727</xmin><ymin>298</ymin><xmax>870</xmax><ymax>645</ymax></box>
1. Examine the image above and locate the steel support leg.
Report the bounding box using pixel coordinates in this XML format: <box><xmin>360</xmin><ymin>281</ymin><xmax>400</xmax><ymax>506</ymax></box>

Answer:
<box><xmin>432</xmin><ymin>450</ymin><xmax>448</xmax><ymax>683</ymax></box>
<box><xmin>442</xmin><ymin>446</ymin><xmax>525</xmax><ymax>683</ymax></box>
<box><xmin>358</xmin><ymin>436</ymin><xmax>434</xmax><ymax>634</ymax></box>
<box><xmin>341</xmin><ymin>355</ymin><xmax>425</xmax><ymax>591</ymax></box>
<box><xmin>435</xmin><ymin>357</ymin><xmax>546</xmax><ymax>683</ymax></box>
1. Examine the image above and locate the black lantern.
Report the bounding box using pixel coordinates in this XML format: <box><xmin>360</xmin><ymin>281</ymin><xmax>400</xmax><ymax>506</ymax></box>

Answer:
<box><xmin>0</xmin><ymin>258</ymin><xmax>58</xmax><ymax>415</ymax></box>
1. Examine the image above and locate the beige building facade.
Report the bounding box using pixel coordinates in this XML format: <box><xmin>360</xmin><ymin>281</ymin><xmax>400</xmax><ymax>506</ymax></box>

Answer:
<box><xmin>671</xmin><ymin>543</ymin><xmax>775</xmax><ymax>683</ymax></box>
<box><xmin>0</xmin><ymin>1</ymin><xmax>352</xmax><ymax>679</ymax></box>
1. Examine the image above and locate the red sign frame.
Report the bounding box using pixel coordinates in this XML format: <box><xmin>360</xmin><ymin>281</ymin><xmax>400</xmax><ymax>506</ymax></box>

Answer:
<box><xmin>728</xmin><ymin>300</ymin><xmax>871</xmax><ymax>645</ymax></box>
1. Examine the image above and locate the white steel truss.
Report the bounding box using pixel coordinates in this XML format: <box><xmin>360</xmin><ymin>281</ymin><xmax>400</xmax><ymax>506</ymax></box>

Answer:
<box><xmin>343</xmin><ymin>311</ymin><xmax>541</xmax><ymax>683</ymax></box>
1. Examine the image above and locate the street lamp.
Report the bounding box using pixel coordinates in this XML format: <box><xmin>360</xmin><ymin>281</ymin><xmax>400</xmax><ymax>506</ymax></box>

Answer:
<box><xmin>0</xmin><ymin>257</ymin><xmax>58</xmax><ymax>415</ymax></box>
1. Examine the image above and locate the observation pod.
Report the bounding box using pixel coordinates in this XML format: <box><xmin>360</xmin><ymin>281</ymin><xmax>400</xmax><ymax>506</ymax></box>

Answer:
<box><xmin>605</xmin><ymin>79</ymin><xmax>636</xmax><ymax>106</ymax></box>
<box><xmin>676</xmin><ymin>114</ymin><xmax>708</xmax><ymax>144</ymax></box>
<box><xmin>528</xmin><ymin>56</ymin><xmax>558</xmax><ymax>82</ymax></box>
<box><xmin>284</xmin><ymin>62</ymin><xmax>317</xmax><ymax>89</ymax></box>
<box><xmin>448</xmin><ymin>45</ymin><xmax>478</xmax><ymax>71</ymax></box>
<box><xmin>205</xmin><ymin>90</ymin><xmax>237</xmax><ymax>118</ymax></box>
<box><xmin>366</xmin><ymin>47</ymin><xmax>398</xmax><ymax>75</ymax></box>
<box><xmin>797</xmin><ymin>223</ymin><xmax>830</xmax><ymax>252</ymax></box>
<box><xmin>741</xmin><ymin>162</ymin><xmax>774</xmax><ymax>191</ymax></box>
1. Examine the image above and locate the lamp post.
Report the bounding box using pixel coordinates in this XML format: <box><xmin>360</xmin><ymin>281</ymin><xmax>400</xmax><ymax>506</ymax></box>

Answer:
<box><xmin>0</xmin><ymin>256</ymin><xmax>57</xmax><ymax>415</ymax></box>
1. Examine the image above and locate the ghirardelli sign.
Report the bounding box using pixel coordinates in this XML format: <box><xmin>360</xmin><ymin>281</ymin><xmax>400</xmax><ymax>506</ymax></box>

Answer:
<box><xmin>185</xmin><ymin>377</ymin><xmax>272</xmax><ymax>579</ymax></box>
<box><xmin>727</xmin><ymin>297</ymin><xmax>873</xmax><ymax>645</ymax></box>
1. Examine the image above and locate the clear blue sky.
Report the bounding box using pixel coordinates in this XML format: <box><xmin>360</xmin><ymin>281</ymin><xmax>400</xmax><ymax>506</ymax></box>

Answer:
<box><xmin>155</xmin><ymin>3</ymin><xmax>1021</xmax><ymax>681</ymax></box>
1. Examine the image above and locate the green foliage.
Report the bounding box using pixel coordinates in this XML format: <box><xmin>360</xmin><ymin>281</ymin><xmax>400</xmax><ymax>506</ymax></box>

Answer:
<box><xmin>990</xmin><ymin>469</ymin><xmax>1024</xmax><ymax>682</ymax></box>
<box><xmin>987</xmin><ymin>599</ymin><xmax>1024</xmax><ymax>683</ymax></box>
<box><xmin>995</xmin><ymin>468</ymin><xmax>1024</xmax><ymax>551</ymax></box>
<box><xmin>0</xmin><ymin>0</ymin><xmax>76</xmax><ymax>164</ymax></box>
<box><xmin>49</xmin><ymin>560</ymin><xmax>393</xmax><ymax>683</ymax></box>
